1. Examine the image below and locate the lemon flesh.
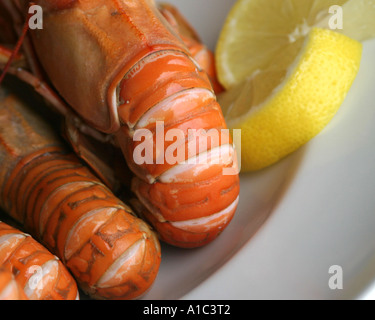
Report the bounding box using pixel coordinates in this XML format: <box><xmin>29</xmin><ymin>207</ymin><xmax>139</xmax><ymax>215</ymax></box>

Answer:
<box><xmin>216</xmin><ymin>0</ymin><xmax>372</xmax><ymax>90</ymax></box>
<box><xmin>215</xmin><ymin>0</ymin><xmax>369</xmax><ymax>172</ymax></box>
<box><xmin>219</xmin><ymin>28</ymin><xmax>362</xmax><ymax>171</ymax></box>
<box><xmin>216</xmin><ymin>0</ymin><xmax>350</xmax><ymax>90</ymax></box>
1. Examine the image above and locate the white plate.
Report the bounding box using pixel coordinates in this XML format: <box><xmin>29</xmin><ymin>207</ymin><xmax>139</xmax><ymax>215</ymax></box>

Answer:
<box><xmin>143</xmin><ymin>0</ymin><xmax>375</xmax><ymax>300</ymax></box>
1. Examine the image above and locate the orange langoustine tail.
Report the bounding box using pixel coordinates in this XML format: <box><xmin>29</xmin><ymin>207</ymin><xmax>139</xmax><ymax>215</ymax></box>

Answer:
<box><xmin>19</xmin><ymin>0</ymin><xmax>240</xmax><ymax>248</ymax></box>
<box><xmin>0</xmin><ymin>222</ymin><xmax>78</xmax><ymax>300</ymax></box>
<box><xmin>0</xmin><ymin>83</ymin><xmax>161</xmax><ymax>299</ymax></box>
<box><xmin>0</xmin><ymin>268</ymin><xmax>28</xmax><ymax>300</ymax></box>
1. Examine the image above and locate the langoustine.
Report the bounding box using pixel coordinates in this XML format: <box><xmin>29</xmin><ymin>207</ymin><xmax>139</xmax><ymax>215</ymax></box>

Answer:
<box><xmin>0</xmin><ymin>268</ymin><xmax>28</xmax><ymax>300</ymax></box>
<box><xmin>0</xmin><ymin>81</ymin><xmax>161</xmax><ymax>299</ymax></box>
<box><xmin>157</xmin><ymin>3</ymin><xmax>224</xmax><ymax>95</ymax></box>
<box><xmin>2</xmin><ymin>0</ymin><xmax>240</xmax><ymax>248</ymax></box>
<box><xmin>0</xmin><ymin>221</ymin><xmax>79</xmax><ymax>300</ymax></box>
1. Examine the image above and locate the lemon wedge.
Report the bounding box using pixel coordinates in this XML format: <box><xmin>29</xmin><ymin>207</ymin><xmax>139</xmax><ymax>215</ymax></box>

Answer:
<box><xmin>218</xmin><ymin>28</ymin><xmax>362</xmax><ymax>171</ymax></box>
<box><xmin>215</xmin><ymin>0</ymin><xmax>369</xmax><ymax>171</ymax></box>
<box><xmin>216</xmin><ymin>0</ymin><xmax>371</xmax><ymax>90</ymax></box>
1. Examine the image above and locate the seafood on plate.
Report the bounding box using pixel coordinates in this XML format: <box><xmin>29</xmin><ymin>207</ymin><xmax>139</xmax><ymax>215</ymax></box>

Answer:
<box><xmin>0</xmin><ymin>81</ymin><xmax>161</xmax><ymax>299</ymax></box>
<box><xmin>0</xmin><ymin>0</ymin><xmax>240</xmax><ymax>249</ymax></box>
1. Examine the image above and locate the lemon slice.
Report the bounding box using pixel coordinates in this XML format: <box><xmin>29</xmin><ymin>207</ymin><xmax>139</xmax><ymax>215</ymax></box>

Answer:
<box><xmin>216</xmin><ymin>0</ymin><xmax>343</xmax><ymax>89</ymax></box>
<box><xmin>216</xmin><ymin>0</ymin><xmax>372</xmax><ymax>90</ymax></box>
<box><xmin>218</xmin><ymin>28</ymin><xmax>362</xmax><ymax>171</ymax></box>
<box><xmin>215</xmin><ymin>0</ymin><xmax>369</xmax><ymax>172</ymax></box>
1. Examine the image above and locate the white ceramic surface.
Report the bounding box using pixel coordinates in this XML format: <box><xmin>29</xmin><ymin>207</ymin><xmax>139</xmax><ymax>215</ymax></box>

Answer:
<box><xmin>142</xmin><ymin>0</ymin><xmax>375</xmax><ymax>300</ymax></box>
